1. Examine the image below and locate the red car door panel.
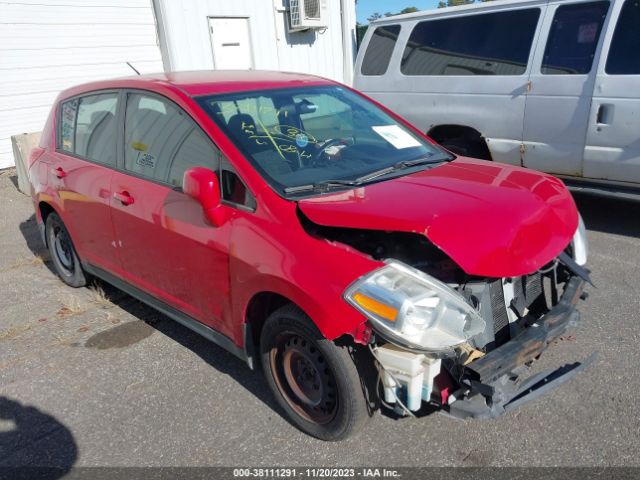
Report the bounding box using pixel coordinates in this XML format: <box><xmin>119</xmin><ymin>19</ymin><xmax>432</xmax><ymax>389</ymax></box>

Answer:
<box><xmin>109</xmin><ymin>174</ymin><xmax>232</xmax><ymax>334</ymax></box>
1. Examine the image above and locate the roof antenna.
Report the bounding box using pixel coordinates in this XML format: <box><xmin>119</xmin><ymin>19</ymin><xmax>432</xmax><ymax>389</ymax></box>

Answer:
<box><xmin>126</xmin><ymin>62</ymin><xmax>141</xmax><ymax>75</ymax></box>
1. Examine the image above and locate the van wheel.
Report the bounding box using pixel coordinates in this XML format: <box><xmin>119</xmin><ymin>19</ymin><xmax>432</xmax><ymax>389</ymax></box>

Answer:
<box><xmin>46</xmin><ymin>213</ymin><xmax>87</xmax><ymax>287</ymax></box>
<box><xmin>260</xmin><ymin>305</ymin><xmax>370</xmax><ymax>441</ymax></box>
<box><xmin>441</xmin><ymin>137</ymin><xmax>492</xmax><ymax>160</ymax></box>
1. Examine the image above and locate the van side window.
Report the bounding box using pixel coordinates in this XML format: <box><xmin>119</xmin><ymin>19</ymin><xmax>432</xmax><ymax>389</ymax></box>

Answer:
<box><xmin>401</xmin><ymin>9</ymin><xmax>540</xmax><ymax>76</ymax></box>
<box><xmin>605</xmin><ymin>0</ymin><xmax>640</xmax><ymax>75</ymax></box>
<box><xmin>124</xmin><ymin>93</ymin><xmax>220</xmax><ymax>186</ymax></box>
<box><xmin>361</xmin><ymin>25</ymin><xmax>401</xmax><ymax>76</ymax></box>
<box><xmin>541</xmin><ymin>1</ymin><xmax>610</xmax><ymax>75</ymax></box>
<box><xmin>59</xmin><ymin>93</ymin><xmax>118</xmax><ymax>166</ymax></box>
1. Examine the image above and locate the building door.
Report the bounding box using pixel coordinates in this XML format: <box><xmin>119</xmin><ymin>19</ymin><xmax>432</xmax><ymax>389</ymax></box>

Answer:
<box><xmin>209</xmin><ymin>17</ymin><xmax>253</xmax><ymax>70</ymax></box>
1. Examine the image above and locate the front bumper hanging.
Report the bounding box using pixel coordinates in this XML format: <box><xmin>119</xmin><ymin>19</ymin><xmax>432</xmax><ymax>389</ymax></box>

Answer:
<box><xmin>447</xmin><ymin>276</ymin><xmax>597</xmax><ymax>419</ymax></box>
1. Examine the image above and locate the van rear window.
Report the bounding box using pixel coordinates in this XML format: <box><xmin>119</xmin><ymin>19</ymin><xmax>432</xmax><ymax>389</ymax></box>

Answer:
<box><xmin>541</xmin><ymin>1</ymin><xmax>610</xmax><ymax>75</ymax></box>
<box><xmin>361</xmin><ymin>25</ymin><xmax>401</xmax><ymax>76</ymax></box>
<box><xmin>401</xmin><ymin>9</ymin><xmax>540</xmax><ymax>76</ymax></box>
<box><xmin>605</xmin><ymin>0</ymin><xmax>640</xmax><ymax>75</ymax></box>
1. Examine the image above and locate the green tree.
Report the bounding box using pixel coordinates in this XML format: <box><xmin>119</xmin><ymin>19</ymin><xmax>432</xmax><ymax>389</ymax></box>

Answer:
<box><xmin>399</xmin><ymin>7</ymin><xmax>419</xmax><ymax>14</ymax></box>
<box><xmin>438</xmin><ymin>0</ymin><xmax>494</xmax><ymax>7</ymax></box>
<box><xmin>367</xmin><ymin>12</ymin><xmax>383</xmax><ymax>22</ymax></box>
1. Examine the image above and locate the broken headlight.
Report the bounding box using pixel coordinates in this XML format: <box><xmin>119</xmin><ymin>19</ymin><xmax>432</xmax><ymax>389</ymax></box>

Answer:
<box><xmin>344</xmin><ymin>260</ymin><xmax>485</xmax><ymax>352</ymax></box>
<box><xmin>572</xmin><ymin>214</ymin><xmax>588</xmax><ymax>266</ymax></box>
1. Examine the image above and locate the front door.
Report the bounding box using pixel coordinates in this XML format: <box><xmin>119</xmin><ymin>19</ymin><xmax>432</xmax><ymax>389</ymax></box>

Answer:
<box><xmin>110</xmin><ymin>92</ymin><xmax>232</xmax><ymax>336</ymax></box>
<box><xmin>583</xmin><ymin>0</ymin><xmax>640</xmax><ymax>184</ymax></box>
<box><xmin>522</xmin><ymin>0</ymin><xmax>611</xmax><ymax>176</ymax></box>
<box><xmin>209</xmin><ymin>17</ymin><xmax>253</xmax><ymax>70</ymax></box>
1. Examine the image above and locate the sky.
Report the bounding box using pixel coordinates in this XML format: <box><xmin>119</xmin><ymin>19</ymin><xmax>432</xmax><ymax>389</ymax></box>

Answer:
<box><xmin>356</xmin><ymin>0</ymin><xmax>441</xmax><ymax>24</ymax></box>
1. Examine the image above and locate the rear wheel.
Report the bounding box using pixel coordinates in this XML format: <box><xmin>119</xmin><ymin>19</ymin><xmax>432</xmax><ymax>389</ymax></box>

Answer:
<box><xmin>46</xmin><ymin>213</ymin><xmax>87</xmax><ymax>287</ymax></box>
<box><xmin>260</xmin><ymin>305</ymin><xmax>370</xmax><ymax>441</ymax></box>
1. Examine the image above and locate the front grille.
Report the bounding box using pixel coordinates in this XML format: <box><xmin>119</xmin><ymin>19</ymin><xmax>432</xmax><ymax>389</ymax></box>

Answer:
<box><xmin>489</xmin><ymin>280</ymin><xmax>510</xmax><ymax>345</ymax></box>
<box><xmin>511</xmin><ymin>272</ymin><xmax>543</xmax><ymax>317</ymax></box>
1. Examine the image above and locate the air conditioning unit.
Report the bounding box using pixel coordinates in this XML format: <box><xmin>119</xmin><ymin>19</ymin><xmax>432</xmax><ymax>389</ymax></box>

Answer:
<box><xmin>288</xmin><ymin>0</ymin><xmax>328</xmax><ymax>31</ymax></box>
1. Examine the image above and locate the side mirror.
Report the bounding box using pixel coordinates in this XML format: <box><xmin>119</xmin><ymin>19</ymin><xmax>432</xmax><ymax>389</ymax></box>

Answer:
<box><xmin>183</xmin><ymin>167</ymin><xmax>227</xmax><ymax>226</ymax></box>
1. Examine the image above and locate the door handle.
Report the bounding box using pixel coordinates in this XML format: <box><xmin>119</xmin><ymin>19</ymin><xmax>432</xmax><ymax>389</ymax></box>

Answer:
<box><xmin>54</xmin><ymin>166</ymin><xmax>66</xmax><ymax>179</ymax></box>
<box><xmin>113</xmin><ymin>190</ymin><xmax>135</xmax><ymax>206</ymax></box>
<box><xmin>596</xmin><ymin>104</ymin><xmax>613</xmax><ymax>125</ymax></box>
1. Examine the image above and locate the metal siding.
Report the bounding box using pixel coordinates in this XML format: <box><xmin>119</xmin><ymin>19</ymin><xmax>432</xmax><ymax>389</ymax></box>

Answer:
<box><xmin>157</xmin><ymin>0</ymin><xmax>349</xmax><ymax>82</ymax></box>
<box><xmin>0</xmin><ymin>0</ymin><xmax>164</xmax><ymax>169</ymax></box>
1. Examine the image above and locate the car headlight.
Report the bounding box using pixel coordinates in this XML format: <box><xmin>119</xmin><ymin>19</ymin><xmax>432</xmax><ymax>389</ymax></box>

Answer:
<box><xmin>572</xmin><ymin>214</ymin><xmax>588</xmax><ymax>266</ymax></box>
<box><xmin>344</xmin><ymin>261</ymin><xmax>485</xmax><ymax>352</ymax></box>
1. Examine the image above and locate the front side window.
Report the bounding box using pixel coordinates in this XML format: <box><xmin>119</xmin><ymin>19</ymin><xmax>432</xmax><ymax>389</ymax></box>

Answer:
<box><xmin>401</xmin><ymin>9</ymin><xmax>540</xmax><ymax>76</ymax></box>
<box><xmin>541</xmin><ymin>1</ymin><xmax>610</xmax><ymax>75</ymax></box>
<box><xmin>124</xmin><ymin>93</ymin><xmax>219</xmax><ymax>187</ymax></box>
<box><xmin>361</xmin><ymin>25</ymin><xmax>401</xmax><ymax>76</ymax></box>
<box><xmin>59</xmin><ymin>92</ymin><xmax>118</xmax><ymax>166</ymax></box>
<box><xmin>197</xmin><ymin>85</ymin><xmax>451</xmax><ymax>196</ymax></box>
<box><xmin>605</xmin><ymin>0</ymin><xmax>640</xmax><ymax>75</ymax></box>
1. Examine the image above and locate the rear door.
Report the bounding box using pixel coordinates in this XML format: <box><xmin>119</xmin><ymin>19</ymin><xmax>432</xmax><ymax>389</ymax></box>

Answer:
<box><xmin>583</xmin><ymin>0</ymin><xmax>640</xmax><ymax>184</ymax></box>
<box><xmin>52</xmin><ymin>92</ymin><xmax>120</xmax><ymax>272</ymax></box>
<box><xmin>522</xmin><ymin>0</ymin><xmax>611</xmax><ymax>176</ymax></box>
<box><xmin>109</xmin><ymin>91</ymin><xmax>233</xmax><ymax>335</ymax></box>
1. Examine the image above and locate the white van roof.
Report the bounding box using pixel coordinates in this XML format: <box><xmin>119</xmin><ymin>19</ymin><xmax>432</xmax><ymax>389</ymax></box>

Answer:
<box><xmin>369</xmin><ymin>0</ymin><xmax>550</xmax><ymax>26</ymax></box>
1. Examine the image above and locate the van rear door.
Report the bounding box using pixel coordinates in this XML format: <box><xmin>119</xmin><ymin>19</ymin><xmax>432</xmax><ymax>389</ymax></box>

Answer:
<box><xmin>521</xmin><ymin>0</ymin><xmax>611</xmax><ymax>176</ymax></box>
<box><xmin>583</xmin><ymin>0</ymin><xmax>640</xmax><ymax>185</ymax></box>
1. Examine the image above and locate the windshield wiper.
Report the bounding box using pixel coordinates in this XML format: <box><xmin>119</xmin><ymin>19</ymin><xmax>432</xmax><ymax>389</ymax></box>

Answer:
<box><xmin>283</xmin><ymin>155</ymin><xmax>442</xmax><ymax>195</ymax></box>
<box><xmin>283</xmin><ymin>179</ymin><xmax>360</xmax><ymax>194</ymax></box>
<box><xmin>353</xmin><ymin>155</ymin><xmax>441</xmax><ymax>184</ymax></box>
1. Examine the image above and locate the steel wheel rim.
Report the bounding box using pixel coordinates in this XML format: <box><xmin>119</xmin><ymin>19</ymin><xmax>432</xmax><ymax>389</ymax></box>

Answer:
<box><xmin>270</xmin><ymin>334</ymin><xmax>337</xmax><ymax>425</ymax></box>
<box><xmin>52</xmin><ymin>225</ymin><xmax>73</xmax><ymax>275</ymax></box>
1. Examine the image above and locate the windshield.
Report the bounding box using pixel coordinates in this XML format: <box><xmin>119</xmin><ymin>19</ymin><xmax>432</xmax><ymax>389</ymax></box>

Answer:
<box><xmin>197</xmin><ymin>85</ymin><xmax>451</xmax><ymax>196</ymax></box>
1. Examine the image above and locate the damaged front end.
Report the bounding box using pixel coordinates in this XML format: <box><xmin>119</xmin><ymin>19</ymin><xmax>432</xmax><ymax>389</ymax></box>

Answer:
<box><xmin>319</xmin><ymin>218</ymin><xmax>595</xmax><ymax>419</ymax></box>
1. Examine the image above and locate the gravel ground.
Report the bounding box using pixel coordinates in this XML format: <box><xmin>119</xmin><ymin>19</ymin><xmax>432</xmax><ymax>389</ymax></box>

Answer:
<box><xmin>1</xmin><ymin>168</ymin><xmax>639</xmax><ymax>469</ymax></box>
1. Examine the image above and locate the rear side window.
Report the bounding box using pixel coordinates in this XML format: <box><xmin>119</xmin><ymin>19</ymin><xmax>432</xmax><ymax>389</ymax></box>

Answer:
<box><xmin>59</xmin><ymin>92</ymin><xmax>118</xmax><ymax>166</ymax></box>
<box><xmin>361</xmin><ymin>25</ymin><xmax>401</xmax><ymax>76</ymax></box>
<box><xmin>401</xmin><ymin>9</ymin><xmax>540</xmax><ymax>76</ymax></box>
<box><xmin>124</xmin><ymin>93</ymin><xmax>220</xmax><ymax>187</ymax></box>
<box><xmin>605</xmin><ymin>0</ymin><xmax>640</xmax><ymax>75</ymax></box>
<box><xmin>541</xmin><ymin>1</ymin><xmax>610</xmax><ymax>75</ymax></box>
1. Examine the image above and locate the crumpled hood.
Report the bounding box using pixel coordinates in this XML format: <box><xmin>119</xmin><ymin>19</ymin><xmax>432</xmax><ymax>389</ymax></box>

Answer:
<box><xmin>298</xmin><ymin>158</ymin><xmax>579</xmax><ymax>277</ymax></box>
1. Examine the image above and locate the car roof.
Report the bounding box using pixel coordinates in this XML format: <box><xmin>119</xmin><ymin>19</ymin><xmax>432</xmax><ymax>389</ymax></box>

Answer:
<box><xmin>58</xmin><ymin>70</ymin><xmax>336</xmax><ymax>99</ymax></box>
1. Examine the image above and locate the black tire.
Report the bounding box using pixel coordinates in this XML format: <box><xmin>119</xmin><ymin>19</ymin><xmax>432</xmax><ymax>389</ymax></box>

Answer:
<box><xmin>260</xmin><ymin>304</ymin><xmax>370</xmax><ymax>441</ymax></box>
<box><xmin>45</xmin><ymin>213</ymin><xmax>87</xmax><ymax>288</ymax></box>
<box><xmin>441</xmin><ymin>137</ymin><xmax>492</xmax><ymax>160</ymax></box>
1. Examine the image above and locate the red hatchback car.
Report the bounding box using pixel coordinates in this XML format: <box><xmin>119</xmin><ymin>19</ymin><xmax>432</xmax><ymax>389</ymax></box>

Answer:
<box><xmin>28</xmin><ymin>71</ymin><xmax>593</xmax><ymax>440</ymax></box>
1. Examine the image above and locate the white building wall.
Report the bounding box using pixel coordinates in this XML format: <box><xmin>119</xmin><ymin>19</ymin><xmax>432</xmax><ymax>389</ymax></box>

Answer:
<box><xmin>154</xmin><ymin>0</ymin><xmax>353</xmax><ymax>83</ymax></box>
<box><xmin>0</xmin><ymin>0</ymin><xmax>164</xmax><ymax>169</ymax></box>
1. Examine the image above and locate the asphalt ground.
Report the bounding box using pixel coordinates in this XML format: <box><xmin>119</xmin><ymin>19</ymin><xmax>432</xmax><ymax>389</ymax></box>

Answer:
<box><xmin>1</xmin><ymin>168</ymin><xmax>639</xmax><ymax>469</ymax></box>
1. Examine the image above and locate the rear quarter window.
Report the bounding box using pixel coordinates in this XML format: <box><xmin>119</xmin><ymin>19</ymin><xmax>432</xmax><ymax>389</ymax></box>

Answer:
<box><xmin>361</xmin><ymin>25</ymin><xmax>401</xmax><ymax>76</ymax></box>
<box><xmin>401</xmin><ymin>9</ymin><xmax>541</xmax><ymax>76</ymax></box>
<box><xmin>58</xmin><ymin>92</ymin><xmax>118</xmax><ymax>166</ymax></box>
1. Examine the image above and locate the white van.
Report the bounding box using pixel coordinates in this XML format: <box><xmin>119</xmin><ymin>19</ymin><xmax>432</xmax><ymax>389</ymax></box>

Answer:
<box><xmin>354</xmin><ymin>0</ymin><xmax>640</xmax><ymax>198</ymax></box>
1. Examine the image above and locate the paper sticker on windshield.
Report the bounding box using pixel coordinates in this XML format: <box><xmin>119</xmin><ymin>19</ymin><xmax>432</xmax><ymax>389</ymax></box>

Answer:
<box><xmin>372</xmin><ymin>125</ymin><xmax>421</xmax><ymax>149</ymax></box>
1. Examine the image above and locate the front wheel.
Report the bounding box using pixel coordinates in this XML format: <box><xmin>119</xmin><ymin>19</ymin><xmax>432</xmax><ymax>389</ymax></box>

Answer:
<box><xmin>260</xmin><ymin>305</ymin><xmax>370</xmax><ymax>441</ymax></box>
